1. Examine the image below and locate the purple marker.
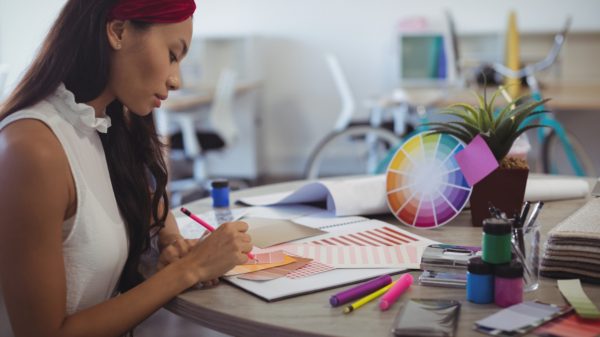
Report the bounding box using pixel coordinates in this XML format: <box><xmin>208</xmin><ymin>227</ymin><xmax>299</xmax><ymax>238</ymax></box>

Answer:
<box><xmin>329</xmin><ymin>275</ymin><xmax>392</xmax><ymax>307</ymax></box>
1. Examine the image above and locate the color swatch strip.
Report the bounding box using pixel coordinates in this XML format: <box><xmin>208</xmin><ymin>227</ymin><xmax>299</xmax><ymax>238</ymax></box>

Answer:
<box><xmin>534</xmin><ymin>312</ymin><xmax>600</xmax><ymax>337</ymax></box>
<box><xmin>237</xmin><ymin>257</ymin><xmax>312</xmax><ymax>281</ymax></box>
<box><xmin>225</xmin><ymin>252</ymin><xmax>296</xmax><ymax>276</ymax></box>
<box><xmin>286</xmin><ymin>261</ymin><xmax>335</xmax><ymax>279</ymax></box>
<box><xmin>265</xmin><ymin>243</ymin><xmax>425</xmax><ymax>269</ymax></box>
<box><xmin>308</xmin><ymin>226</ymin><xmax>419</xmax><ymax>247</ymax></box>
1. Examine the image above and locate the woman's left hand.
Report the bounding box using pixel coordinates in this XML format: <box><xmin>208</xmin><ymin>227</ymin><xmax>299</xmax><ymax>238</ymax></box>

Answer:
<box><xmin>157</xmin><ymin>234</ymin><xmax>220</xmax><ymax>287</ymax></box>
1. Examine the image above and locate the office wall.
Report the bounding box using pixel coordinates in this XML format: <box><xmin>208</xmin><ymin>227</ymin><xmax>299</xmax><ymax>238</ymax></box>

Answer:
<box><xmin>1</xmin><ymin>0</ymin><xmax>599</xmax><ymax>176</ymax></box>
<box><xmin>193</xmin><ymin>0</ymin><xmax>600</xmax><ymax>176</ymax></box>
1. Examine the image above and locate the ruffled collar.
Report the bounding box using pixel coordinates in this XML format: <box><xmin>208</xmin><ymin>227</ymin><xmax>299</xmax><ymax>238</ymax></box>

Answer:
<box><xmin>49</xmin><ymin>83</ymin><xmax>112</xmax><ymax>133</ymax></box>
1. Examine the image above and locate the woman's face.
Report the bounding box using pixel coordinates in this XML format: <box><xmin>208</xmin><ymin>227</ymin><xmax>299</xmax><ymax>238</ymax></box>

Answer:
<box><xmin>107</xmin><ymin>18</ymin><xmax>193</xmax><ymax>115</ymax></box>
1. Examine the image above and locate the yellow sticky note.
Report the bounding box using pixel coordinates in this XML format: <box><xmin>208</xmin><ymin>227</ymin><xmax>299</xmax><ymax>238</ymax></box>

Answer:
<box><xmin>557</xmin><ymin>279</ymin><xmax>600</xmax><ymax>319</ymax></box>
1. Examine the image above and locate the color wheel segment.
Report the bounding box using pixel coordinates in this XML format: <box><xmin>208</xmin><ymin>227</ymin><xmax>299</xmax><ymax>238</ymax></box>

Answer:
<box><xmin>386</xmin><ymin>133</ymin><xmax>472</xmax><ymax>228</ymax></box>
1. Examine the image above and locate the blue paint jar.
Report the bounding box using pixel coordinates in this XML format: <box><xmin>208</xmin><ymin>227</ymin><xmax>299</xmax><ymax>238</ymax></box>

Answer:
<box><xmin>211</xmin><ymin>179</ymin><xmax>234</xmax><ymax>224</ymax></box>
<box><xmin>466</xmin><ymin>256</ymin><xmax>494</xmax><ymax>304</ymax></box>
<box><xmin>211</xmin><ymin>179</ymin><xmax>230</xmax><ymax>208</ymax></box>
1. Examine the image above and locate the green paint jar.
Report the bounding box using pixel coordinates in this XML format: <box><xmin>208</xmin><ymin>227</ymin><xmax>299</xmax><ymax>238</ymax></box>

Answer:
<box><xmin>482</xmin><ymin>218</ymin><xmax>512</xmax><ymax>264</ymax></box>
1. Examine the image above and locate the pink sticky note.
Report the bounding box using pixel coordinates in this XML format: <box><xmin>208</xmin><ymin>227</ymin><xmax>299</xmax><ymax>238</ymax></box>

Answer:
<box><xmin>454</xmin><ymin>134</ymin><xmax>499</xmax><ymax>186</ymax></box>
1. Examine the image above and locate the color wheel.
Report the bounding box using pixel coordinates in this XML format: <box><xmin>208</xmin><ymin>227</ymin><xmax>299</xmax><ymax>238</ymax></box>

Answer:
<box><xmin>386</xmin><ymin>133</ymin><xmax>472</xmax><ymax>228</ymax></box>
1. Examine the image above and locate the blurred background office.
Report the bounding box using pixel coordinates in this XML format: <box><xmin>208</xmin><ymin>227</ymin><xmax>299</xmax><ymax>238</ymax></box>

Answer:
<box><xmin>1</xmin><ymin>0</ymin><xmax>600</xmax><ymax>335</ymax></box>
<box><xmin>2</xmin><ymin>0</ymin><xmax>600</xmax><ymax>192</ymax></box>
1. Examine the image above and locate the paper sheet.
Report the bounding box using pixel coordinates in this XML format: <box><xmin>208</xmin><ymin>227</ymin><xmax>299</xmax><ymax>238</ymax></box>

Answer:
<box><xmin>237</xmin><ymin>257</ymin><xmax>312</xmax><ymax>281</ymax></box>
<box><xmin>257</xmin><ymin>219</ymin><xmax>435</xmax><ymax>268</ymax></box>
<box><xmin>225</xmin><ymin>253</ymin><xmax>297</xmax><ymax>276</ymax></box>
<box><xmin>176</xmin><ymin>208</ymin><xmax>248</xmax><ymax>239</ymax></box>
<box><xmin>242</xmin><ymin>205</ymin><xmax>324</xmax><ymax>219</ymax></box>
<box><xmin>244</xmin><ymin>218</ymin><xmax>326</xmax><ymax>248</ymax></box>
<box><xmin>225</xmin><ymin>267</ymin><xmax>404</xmax><ymax>302</ymax></box>
<box><xmin>476</xmin><ymin>301</ymin><xmax>562</xmax><ymax>332</ymax></box>
<box><xmin>238</xmin><ymin>176</ymin><xmax>589</xmax><ymax>219</ymax></box>
<box><xmin>525</xmin><ymin>178</ymin><xmax>589</xmax><ymax>202</ymax></box>
<box><xmin>261</xmin><ymin>243</ymin><xmax>426</xmax><ymax>268</ymax></box>
<box><xmin>558</xmin><ymin>279</ymin><xmax>600</xmax><ymax>319</ymax></box>
<box><xmin>455</xmin><ymin>134</ymin><xmax>499</xmax><ymax>186</ymax></box>
<box><xmin>286</xmin><ymin>261</ymin><xmax>335</xmax><ymax>279</ymax></box>
<box><xmin>238</xmin><ymin>175</ymin><xmax>389</xmax><ymax>216</ymax></box>
<box><xmin>534</xmin><ymin>312</ymin><xmax>600</xmax><ymax>337</ymax></box>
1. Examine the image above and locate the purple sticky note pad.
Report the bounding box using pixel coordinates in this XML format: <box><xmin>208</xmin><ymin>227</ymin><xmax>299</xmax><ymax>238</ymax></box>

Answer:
<box><xmin>455</xmin><ymin>134</ymin><xmax>499</xmax><ymax>186</ymax></box>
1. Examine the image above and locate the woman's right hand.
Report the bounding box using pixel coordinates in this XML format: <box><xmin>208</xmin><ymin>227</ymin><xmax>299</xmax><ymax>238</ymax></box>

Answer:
<box><xmin>181</xmin><ymin>221</ymin><xmax>253</xmax><ymax>283</ymax></box>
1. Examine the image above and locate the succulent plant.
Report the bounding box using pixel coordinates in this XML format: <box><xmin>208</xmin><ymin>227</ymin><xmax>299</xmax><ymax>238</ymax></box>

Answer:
<box><xmin>427</xmin><ymin>87</ymin><xmax>549</xmax><ymax>165</ymax></box>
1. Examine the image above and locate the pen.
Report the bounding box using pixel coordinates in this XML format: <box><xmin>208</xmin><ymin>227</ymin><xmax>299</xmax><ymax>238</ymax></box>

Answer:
<box><xmin>518</xmin><ymin>201</ymin><xmax>531</xmax><ymax>228</ymax></box>
<box><xmin>379</xmin><ymin>273</ymin><xmax>413</xmax><ymax>311</ymax></box>
<box><xmin>330</xmin><ymin>274</ymin><xmax>392</xmax><ymax>307</ymax></box>
<box><xmin>524</xmin><ymin>201</ymin><xmax>544</xmax><ymax>234</ymax></box>
<box><xmin>343</xmin><ymin>280</ymin><xmax>396</xmax><ymax>314</ymax></box>
<box><xmin>513</xmin><ymin>201</ymin><xmax>530</xmax><ymax>258</ymax></box>
<box><xmin>180</xmin><ymin>207</ymin><xmax>255</xmax><ymax>260</ymax></box>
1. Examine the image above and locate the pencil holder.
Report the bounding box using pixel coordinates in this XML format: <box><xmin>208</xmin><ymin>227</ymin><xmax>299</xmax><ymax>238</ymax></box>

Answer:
<box><xmin>511</xmin><ymin>224</ymin><xmax>540</xmax><ymax>292</ymax></box>
<box><xmin>482</xmin><ymin>218</ymin><xmax>512</xmax><ymax>265</ymax></box>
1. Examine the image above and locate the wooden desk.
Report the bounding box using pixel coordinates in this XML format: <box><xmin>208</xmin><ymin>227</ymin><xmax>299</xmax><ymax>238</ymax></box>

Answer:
<box><xmin>167</xmin><ymin>177</ymin><xmax>600</xmax><ymax>337</ymax></box>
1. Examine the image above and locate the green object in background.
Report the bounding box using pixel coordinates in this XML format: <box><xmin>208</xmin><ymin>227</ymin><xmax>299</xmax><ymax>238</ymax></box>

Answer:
<box><xmin>400</xmin><ymin>34</ymin><xmax>445</xmax><ymax>80</ymax></box>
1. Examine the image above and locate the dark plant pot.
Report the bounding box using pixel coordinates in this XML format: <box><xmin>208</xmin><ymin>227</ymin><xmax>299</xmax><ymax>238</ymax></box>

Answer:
<box><xmin>469</xmin><ymin>167</ymin><xmax>529</xmax><ymax>227</ymax></box>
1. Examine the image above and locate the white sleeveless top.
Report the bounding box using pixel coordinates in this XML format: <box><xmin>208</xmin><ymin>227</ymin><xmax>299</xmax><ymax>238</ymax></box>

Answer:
<box><xmin>0</xmin><ymin>84</ymin><xmax>128</xmax><ymax>336</ymax></box>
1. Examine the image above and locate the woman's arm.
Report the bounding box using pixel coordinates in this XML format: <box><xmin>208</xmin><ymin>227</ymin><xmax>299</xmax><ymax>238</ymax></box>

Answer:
<box><xmin>0</xmin><ymin>121</ymin><xmax>252</xmax><ymax>337</ymax></box>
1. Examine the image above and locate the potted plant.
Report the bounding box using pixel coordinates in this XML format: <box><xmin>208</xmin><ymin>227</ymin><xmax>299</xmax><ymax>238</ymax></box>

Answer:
<box><xmin>428</xmin><ymin>87</ymin><xmax>549</xmax><ymax>226</ymax></box>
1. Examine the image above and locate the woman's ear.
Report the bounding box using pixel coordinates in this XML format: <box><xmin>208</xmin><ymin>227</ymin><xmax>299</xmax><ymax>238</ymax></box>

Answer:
<box><xmin>106</xmin><ymin>20</ymin><xmax>126</xmax><ymax>50</ymax></box>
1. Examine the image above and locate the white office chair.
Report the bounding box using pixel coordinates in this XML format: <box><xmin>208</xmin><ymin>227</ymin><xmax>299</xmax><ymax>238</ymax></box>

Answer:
<box><xmin>167</xmin><ymin>68</ymin><xmax>239</xmax><ymax>205</ymax></box>
<box><xmin>326</xmin><ymin>54</ymin><xmax>356</xmax><ymax>132</ymax></box>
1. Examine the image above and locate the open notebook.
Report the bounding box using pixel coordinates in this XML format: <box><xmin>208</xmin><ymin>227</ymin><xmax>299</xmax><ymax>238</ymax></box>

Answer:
<box><xmin>224</xmin><ymin>217</ymin><xmax>436</xmax><ymax>301</ymax></box>
<box><xmin>176</xmin><ymin>207</ymin><xmax>436</xmax><ymax>301</ymax></box>
<box><xmin>238</xmin><ymin>175</ymin><xmax>590</xmax><ymax>217</ymax></box>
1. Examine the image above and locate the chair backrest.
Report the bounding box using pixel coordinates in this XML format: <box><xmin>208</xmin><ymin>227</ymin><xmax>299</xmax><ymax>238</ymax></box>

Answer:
<box><xmin>209</xmin><ymin>68</ymin><xmax>238</xmax><ymax>147</ymax></box>
<box><xmin>325</xmin><ymin>54</ymin><xmax>356</xmax><ymax>132</ymax></box>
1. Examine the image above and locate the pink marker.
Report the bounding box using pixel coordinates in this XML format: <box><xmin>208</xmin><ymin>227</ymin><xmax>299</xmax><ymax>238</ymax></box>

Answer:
<box><xmin>379</xmin><ymin>273</ymin><xmax>413</xmax><ymax>311</ymax></box>
<box><xmin>180</xmin><ymin>207</ymin><xmax>255</xmax><ymax>260</ymax></box>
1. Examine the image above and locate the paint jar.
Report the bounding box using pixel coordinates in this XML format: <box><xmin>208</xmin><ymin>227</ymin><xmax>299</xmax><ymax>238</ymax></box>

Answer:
<box><xmin>512</xmin><ymin>224</ymin><xmax>541</xmax><ymax>292</ymax></box>
<box><xmin>482</xmin><ymin>218</ymin><xmax>512</xmax><ymax>264</ymax></box>
<box><xmin>211</xmin><ymin>179</ymin><xmax>230</xmax><ymax>207</ymax></box>
<box><xmin>211</xmin><ymin>179</ymin><xmax>233</xmax><ymax>224</ymax></box>
<box><xmin>494</xmin><ymin>261</ymin><xmax>524</xmax><ymax>307</ymax></box>
<box><xmin>466</xmin><ymin>257</ymin><xmax>494</xmax><ymax>304</ymax></box>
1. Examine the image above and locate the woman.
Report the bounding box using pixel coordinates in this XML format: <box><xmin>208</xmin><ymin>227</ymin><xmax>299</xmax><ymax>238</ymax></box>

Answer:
<box><xmin>0</xmin><ymin>0</ymin><xmax>253</xmax><ymax>336</ymax></box>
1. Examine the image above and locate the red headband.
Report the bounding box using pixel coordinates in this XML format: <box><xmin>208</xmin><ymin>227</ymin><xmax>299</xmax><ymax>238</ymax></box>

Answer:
<box><xmin>108</xmin><ymin>0</ymin><xmax>196</xmax><ymax>23</ymax></box>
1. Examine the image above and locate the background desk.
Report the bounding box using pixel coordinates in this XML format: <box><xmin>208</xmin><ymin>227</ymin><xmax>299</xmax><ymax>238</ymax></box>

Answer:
<box><xmin>167</xmin><ymin>177</ymin><xmax>600</xmax><ymax>337</ymax></box>
<box><xmin>438</xmin><ymin>83</ymin><xmax>600</xmax><ymax>111</ymax></box>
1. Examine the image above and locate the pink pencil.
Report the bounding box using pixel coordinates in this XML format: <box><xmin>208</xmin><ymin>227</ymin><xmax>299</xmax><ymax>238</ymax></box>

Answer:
<box><xmin>180</xmin><ymin>207</ymin><xmax>255</xmax><ymax>260</ymax></box>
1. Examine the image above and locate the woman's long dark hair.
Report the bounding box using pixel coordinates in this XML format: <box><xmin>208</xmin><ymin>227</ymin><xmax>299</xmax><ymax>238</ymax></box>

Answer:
<box><xmin>0</xmin><ymin>0</ymin><xmax>169</xmax><ymax>294</ymax></box>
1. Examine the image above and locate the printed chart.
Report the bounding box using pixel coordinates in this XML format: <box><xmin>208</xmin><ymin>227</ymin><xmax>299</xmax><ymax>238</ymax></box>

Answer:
<box><xmin>386</xmin><ymin>133</ymin><xmax>472</xmax><ymax>228</ymax></box>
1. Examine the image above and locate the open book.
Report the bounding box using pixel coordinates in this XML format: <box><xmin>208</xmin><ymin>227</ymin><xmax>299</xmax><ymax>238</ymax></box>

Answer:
<box><xmin>238</xmin><ymin>175</ymin><xmax>590</xmax><ymax>217</ymax></box>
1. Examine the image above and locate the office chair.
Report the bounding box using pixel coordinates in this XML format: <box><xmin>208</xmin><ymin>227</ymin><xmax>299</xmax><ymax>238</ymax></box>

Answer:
<box><xmin>167</xmin><ymin>68</ymin><xmax>239</xmax><ymax>206</ymax></box>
